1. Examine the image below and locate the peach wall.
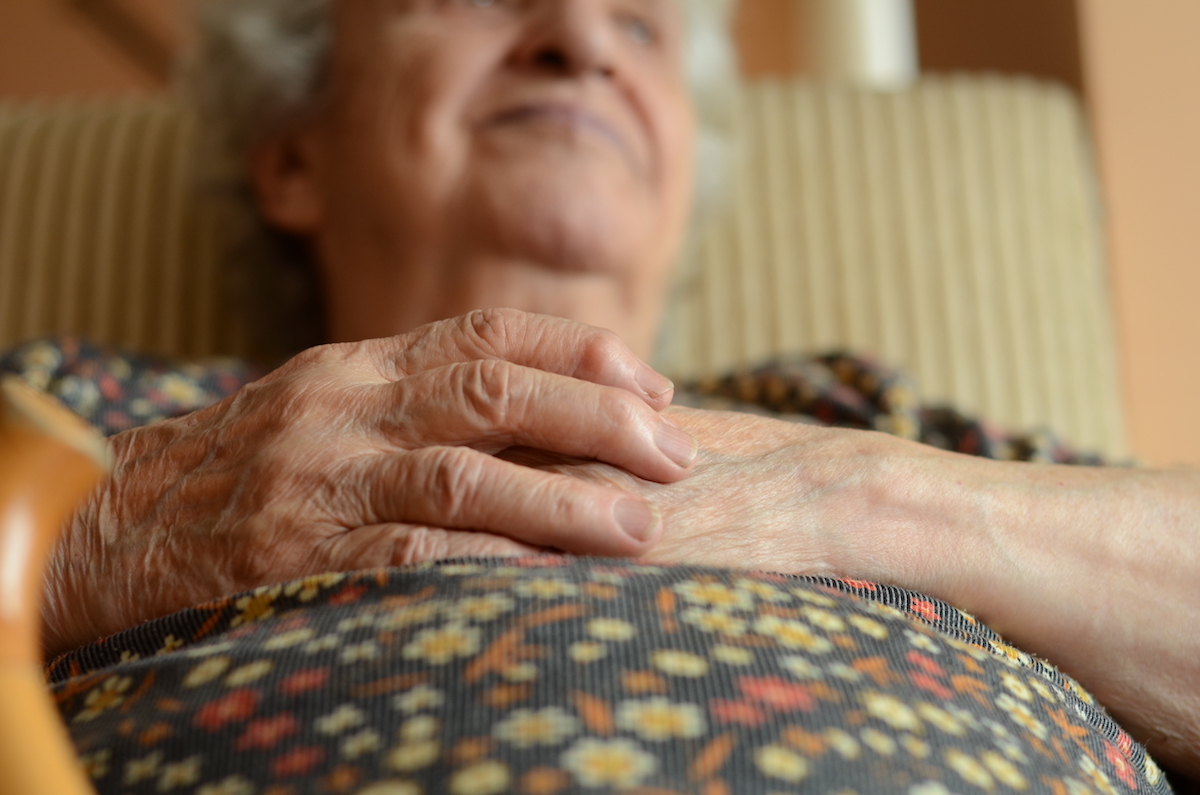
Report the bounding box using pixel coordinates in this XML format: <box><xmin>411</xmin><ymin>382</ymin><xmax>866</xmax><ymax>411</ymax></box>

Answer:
<box><xmin>0</xmin><ymin>0</ymin><xmax>161</xmax><ymax>98</ymax></box>
<box><xmin>1080</xmin><ymin>0</ymin><xmax>1200</xmax><ymax>467</ymax></box>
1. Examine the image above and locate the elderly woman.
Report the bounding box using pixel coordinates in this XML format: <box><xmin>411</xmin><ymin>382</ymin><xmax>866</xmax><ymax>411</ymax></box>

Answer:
<box><xmin>6</xmin><ymin>0</ymin><xmax>1198</xmax><ymax>791</ymax></box>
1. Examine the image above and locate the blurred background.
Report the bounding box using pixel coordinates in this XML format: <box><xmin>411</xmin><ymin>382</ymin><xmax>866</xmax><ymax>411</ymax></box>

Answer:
<box><xmin>1</xmin><ymin>0</ymin><xmax>1197</xmax><ymax>469</ymax></box>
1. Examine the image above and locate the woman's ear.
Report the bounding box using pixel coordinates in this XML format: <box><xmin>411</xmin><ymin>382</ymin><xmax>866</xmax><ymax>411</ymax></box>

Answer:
<box><xmin>249</xmin><ymin>132</ymin><xmax>325</xmax><ymax>235</ymax></box>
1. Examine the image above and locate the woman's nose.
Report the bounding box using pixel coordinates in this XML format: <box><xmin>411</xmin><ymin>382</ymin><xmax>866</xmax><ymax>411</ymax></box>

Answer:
<box><xmin>511</xmin><ymin>0</ymin><xmax>616</xmax><ymax>79</ymax></box>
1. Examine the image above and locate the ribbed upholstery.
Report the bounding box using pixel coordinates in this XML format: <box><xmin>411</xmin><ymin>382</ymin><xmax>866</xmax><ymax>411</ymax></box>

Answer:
<box><xmin>661</xmin><ymin>75</ymin><xmax>1126</xmax><ymax>456</ymax></box>
<box><xmin>0</xmin><ymin>99</ymin><xmax>248</xmax><ymax>361</ymax></box>
<box><xmin>0</xmin><ymin>76</ymin><xmax>1127</xmax><ymax>456</ymax></box>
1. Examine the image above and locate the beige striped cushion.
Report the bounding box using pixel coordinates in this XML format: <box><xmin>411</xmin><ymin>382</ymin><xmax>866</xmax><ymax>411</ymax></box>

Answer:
<box><xmin>661</xmin><ymin>75</ymin><xmax>1126</xmax><ymax>457</ymax></box>
<box><xmin>0</xmin><ymin>76</ymin><xmax>1127</xmax><ymax>456</ymax></box>
<box><xmin>0</xmin><ymin>99</ymin><xmax>249</xmax><ymax>360</ymax></box>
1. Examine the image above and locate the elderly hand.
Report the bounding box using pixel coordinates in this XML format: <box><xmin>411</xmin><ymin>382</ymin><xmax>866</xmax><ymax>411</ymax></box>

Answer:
<box><xmin>520</xmin><ymin>406</ymin><xmax>1200</xmax><ymax>777</ymax></box>
<box><xmin>42</xmin><ymin>309</ymin><xmax>697</xmax><ymax>657</ymax></box>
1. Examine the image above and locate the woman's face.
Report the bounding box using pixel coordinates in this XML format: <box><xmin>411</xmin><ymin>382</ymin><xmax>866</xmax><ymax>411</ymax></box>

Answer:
<box><xmin>259</xmin><ymin>0</ymin><xmax>697</xmax><ymax>347</ymax></box>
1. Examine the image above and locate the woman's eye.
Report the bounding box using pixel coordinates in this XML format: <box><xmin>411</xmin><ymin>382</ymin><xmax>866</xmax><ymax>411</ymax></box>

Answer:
<box><xmin>618</xmin><ymin>14</ymin><xmax>657</xmax><ymax>46</ymax></box>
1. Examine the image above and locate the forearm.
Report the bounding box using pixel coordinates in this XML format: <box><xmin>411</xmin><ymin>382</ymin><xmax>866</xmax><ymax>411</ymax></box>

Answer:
<box><xmin>900</xmin><ymin>456</ymin><xmax>1200</xmax><ymax>776</ymax></box>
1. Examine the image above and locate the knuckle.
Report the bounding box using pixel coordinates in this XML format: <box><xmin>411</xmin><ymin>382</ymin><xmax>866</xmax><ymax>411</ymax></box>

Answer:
<box><xmin>576</xmin><ymin>328</ymin><xmax>630</xmax><ymax>380</ymax></box>
<box><xmin>411</xmin><ymin>446</ymin><xmax>487</xmax><ymax>524</ymax></box>
<box><xmin>462</xmin><ymin>307</ymin><xmax>525</xmax><ymax>356</ymax></box>
<box><xmin>458</xmin><ymin>359</ymin><xmax>516</xmax><ymax>426</ymax></box>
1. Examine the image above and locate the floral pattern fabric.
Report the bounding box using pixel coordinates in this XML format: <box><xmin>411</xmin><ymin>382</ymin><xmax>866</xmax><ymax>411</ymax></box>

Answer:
<box><xmin>0</xmin><ymin>338</ymin><xmax>1168</xmax><ymax>792</ymax></box>
<box><xmin>50</xmin><ymin>559</ymin><xmax>1167</xmax><ymax>795</ymax></box>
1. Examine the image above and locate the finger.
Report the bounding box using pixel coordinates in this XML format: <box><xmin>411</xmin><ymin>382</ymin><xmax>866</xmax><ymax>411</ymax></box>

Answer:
<box><xmin>374</xmin><ymin>309</ymin><xmax>676</xmax><ymax>409</ymax></box>
<box><xmin>337</xmin><ymin>446</ymin><xmax>662</xmax><ymax>556</ymax></box>
<box><xmin>377</xmin><ymin>359</ymin><xmax>697</xmax><ymax>482</ymax></box>
<box><xmin>321</xmin><ymin>524</ymin><xmax>539</xmax><ymax>571</ymax></box>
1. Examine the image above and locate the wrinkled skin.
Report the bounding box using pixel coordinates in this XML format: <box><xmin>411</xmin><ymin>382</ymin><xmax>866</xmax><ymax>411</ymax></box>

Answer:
<box><xmin>42</xmin><ymin>310</ymin><xmax>696</xmax><ymax>658</ymax></box>
<box><xmin>511</xmin><ymin>407</ymin><xmax>1200</xmax><ymax>777</ymax></box>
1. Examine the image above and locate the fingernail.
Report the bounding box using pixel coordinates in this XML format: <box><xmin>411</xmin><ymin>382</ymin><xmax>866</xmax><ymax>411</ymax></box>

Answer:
<box><xmin>656</xmin><ymin>421</ymin><xmax>698</xmax><ymax>467</ymax></box>
<box><xmin>614</xmin><ymin>498</ymin><xmax>659</xmax><ymax>542</ymax></box>
<box><xmin>636</xmin><ymin>365</ymin><xmax>674</xmax><ymax>399</ymax></box>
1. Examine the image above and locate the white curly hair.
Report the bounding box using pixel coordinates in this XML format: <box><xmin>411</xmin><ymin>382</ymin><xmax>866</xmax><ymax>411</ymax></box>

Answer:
<box><xmin>186</xmin><ymin>0</ymin><xmax>738</xmax><ymax>357</ymax></box>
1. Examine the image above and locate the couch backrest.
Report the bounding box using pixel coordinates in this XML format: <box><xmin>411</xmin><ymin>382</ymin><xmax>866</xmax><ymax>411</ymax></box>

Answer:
<box><xmin>0</xmin><ymin>76</ymin><xmax>1127</xmax><ymax>457</ymax></box>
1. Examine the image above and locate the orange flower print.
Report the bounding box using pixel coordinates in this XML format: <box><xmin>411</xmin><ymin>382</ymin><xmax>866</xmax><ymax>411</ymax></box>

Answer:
<box><xmin>736</xmin><ymin>676</ymin><xmax>816</xmax><ymax>712</ymax></box>
<box><xmin>270</xmin><ymin>746</ymin><xmax>325</xmax><ymax>778</ymax></box>
<box><xmin>279</xmin><ymin>667</ymin><xmax>330</xmax><ymax>696</ymax></box>
<box><xmin>709</xmin><ymin>699</ymin><xmax>769</xmax><ymax>727</ymax></box>
<box><xmin>1105</xmin><ymin>742</ymin><xmax>1137</xmax><ymax>789</ymax></box>
<box><xmin>194</xmin><ymin>689</ymin><xmax>260</xmax><ymax>731</ymax></box>
<box><xmin>909</xmin><ymin>598</ymin><xmax>941</xmax><ymax>622</ymax></box>
<box><xmin>235</xmin><ymin>713</ymin><xmax>300</xmax><ymax>751</ymax></box>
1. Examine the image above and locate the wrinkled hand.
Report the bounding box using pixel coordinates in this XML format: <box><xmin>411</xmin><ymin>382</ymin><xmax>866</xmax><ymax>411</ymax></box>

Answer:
<box><xmin>43</xmin><ymin>310</ymin><xmax>698</xmax><ymax>656</ymax></box>
<box><xmin>508</xmin><ymin>406</ymin><xmax>966</xmax><ymax>580</ymax></box>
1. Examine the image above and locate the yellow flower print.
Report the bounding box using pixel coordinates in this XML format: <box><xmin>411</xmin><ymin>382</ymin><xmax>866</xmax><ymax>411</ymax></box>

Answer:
<box><xmin>79</xmin><ymin>749</ymin><xmax>111</xmax><ymax>781</ymax></box>
<box><xmin>377</xmin><ymin>602</ymin><xmax>444</xmax><ymax>630</ymax></box>
<box><xmin>790</xmin><ymin>588</ymin><xmax>837</xmax><ymax>608</ymax></box>
<box><xmin>828</xmin><ymin>663</ymin><xmax>865</xmax><ymax>683</ymax></box>
<box><xmin>514</xmin><ymin>578</ymin><xmax>579</xmax><ymax>600</ymax></box>
<box><xmin>988</xmin><ymin>641</ymin><xmax>1033</xmax><ymax>669</ymax></box>
<box><xmin>616</xmin><ymin>698</ymin><xmax>707</xmax><ymax>742</ymax></box>
<box><xmin>651</xmin><ymin>650</ymin><xmax>709</xmax><ymax>678</ymax></box>
<box><xmin>355</xmin><ymin>782</ymin><xmax>421</xmax><ymax>795</ymax></box>
<box><xmin>754</xmin><ymin>615</ymin><xmax>833</xmax><ymax>653</ymax></box>
<box><xmin>341</xmin><ymin>640</ymin><xmax>382</xmax><ymax>664</ymax></box>
<box><xmin>916</xmin><ymin>703</ymin><xmax>967</xmax><ymax>736</ymax></box>
<box><xmin>493</xmin><ymin>707</ymin><xmax>580</xmax><ymax>748</ymax></box>
<box><xmin>449</xmin><ymin>760</ymin><xmax>510</xmax><ymax>795</ymax></box>
<box><xmin>303</xmin><ymin>634</ymin><xmax>341</xmax><ymax>655</ymax></box>
<box><xmin>447</xmin><ymin>594</ymin><xmax>515</xmax><ymax>623</ymax></box>
<box><xmin>824</xmin><ymin>729</ymin><xmax>861</xmax><ymax>760</ymax></box>
<box><xmin>861</xmin><ymin>691</ymin><xmax>923</xmax><ymax>733</ymax></box>
<box><xmin>401</xmin><ymin>715</ymin><xmax>439</xmax><ymax>742</ymax></box>
<box><xmin>1077</xmin><ymin>754</ymin><xmax>1119</xmax><ymax>795</ymax></box>
<box><xmin>337</xmin><ymin>615</ymin><xmax>376</xmax><ymax>632</ymax></box>
<box><xmin>159</xmin><ymin>373</ymin><xmax>206</xmax><ymax>406</ymax></box>
<box><xmin>316</xmin><ymin>704</ymin><xmax>367</xmax><ymax>736</ymax></box>
<box><xmin>860</xmin><ymin>728</ymin><xmax>897</xmax><ymax>756</ymax></box>
<box><xmin>386</xmin><ymin>740</ymin><xmax>441</xmax><ymax>773</ymax></box>
<box><xmin>681</xmin><ymin>607</ymin><xmax>747</xmax><ymax>637</ymax></box>
<box><xmin>587</xmin><ymin>618</ymin><xmax>637</xmax><ymax>641</ymax></box>
<box><xmin>75</xmin><ymin>676</ymin><xmax>134</xmax><ymax>722</ymax></box>
<box><xmin>501</xmin><ymin>663</ymin><xmax>539</xmax><ymax>683</ymax></box>
<box><xmin>120</xmin><ymin>651</ymin><xmax>140</xmax><ymax>663</ymax></box>
<box><xmin>779</xmin><ymin>654</ymin><xmax>823</xmax><ymax>680</ymax></box>
<box><xmin>393</xmin><ymin>684</ymin><xmax>445</xmax><ymax>714</ymax></box>
<box><xmin>342</xmin><ymin>729</ymin><xmax>383</xmax><ymax>760</ymax></box>
<box><xmin>230</xmin><ymin>586</ymin><xmax>282</xmax><ymax>627</ymax></box>
<box><xmin>802</xmin><ymin>606</ymin><xmax>846</xmax><ymax>632</ymax></box>
<box><xmin>283</xmin><ymin>572</ymin><xmax>345</xmax><ymax>602</ymax></box>
<box><xmin>183</xmin><ymin>656</ymin><xmax>232</xmax><ymax>688</ymax></box>
<box><xmin>735</xmin><ymin>578</ymin><xmax>791</xmax><ymax>603</ymax></box>
<box><xmin>156</xmin><ymin>635</ymin><xmax>185</xmax><ymax>655</ymax></box>
<box><xmin>197</xmin><ymin>776</ymin><xmax>256</xmax><ymax>795</ymax></box>
<box><xmin>1000</xmin><ymin>671</ymin><xmax>1033</xmax><ymax>702</ymax></box>
<box><xmin>1143</xmin><ymin>754</ymin><xmax>1164</xmax><ymax>787</ymax></box>
<box><xmin>403</xmin><ymin>623</ymin><xmax>482</xmax><ymax>665</ymax></box>
<box><xmin>561</xmin><ymin>737</ymin><xmax>657</xmax><ymax>788</ymax></box>
<box><xmin>263</xmin><ymin>628</ymin><xmax>316</xmax><ymax>651</ymax></box>
<box><xmin>224</xmin><ymin>660</ymin><xmax>274</xmax><ymax>687</ymax></box>
<box><xmin>1028</xmin><ymin>676</ymin><xmax>1061</xmax><ymax>704</ymax></box>
<box><xmin>711</xmin><ymin>644</ymin><xmax>755</xmax><ymax>666</ymax></box>
<box><xmin>157</xmin><ymin>756</ymin><xmax>202</xmax><ymax>790</ymax></box>
<box><xmin>848</xmin><ymin>614</ymin><xmax>889</xmax><ymax>640</ymax></box>
<box><xmin>905</xmin><ymin>629</ymin><xmax>942</xmax><ymax>655</ymax></box>
<box><xmin>184</xmin><ymin>641</ymin><xmax>236</xmax><ymax>658</ymax></box>
<box><xmin>123</xmin><ymin>751</ymin><xmax>163</xmax><ymax>786</ymax></box>
<box><xmin>1062</xmin><ymin>675</ymin><xmax>1095</xmax><ymax>705</ymax></box>
<box><xmin>569</xmin><ymin>641</ymin><xmax>608</xmax><ymax>664</ymax></box>
<box><xmin>981</xmin><ymin>750</ymin><xmax>1028</xmax><ymax>790</ymax></box>
<box><xmin>946</xmin><ymin>749</ymin><xmax>996</xmax><ymax>791</ymax></box>
<box><xmin>673</xmin><ymin>580</ymin><xmax>754</xmax><ymax>611</ymax></box>
<box><xmin>439</xmin><ymin>564</ymin><xmax>486</xmax><ymax>576</ymax></box>
<box><xmin>909</xmin><ymin>783</ymin><xmax>954</xmax><ymax>795</ymax></box>
<box><xmin>994</xmin><ymin>695</ymin><xmax>1048</xmax><ymax>740</ymax></box>
<box><xmin>900</xmin><ymin>734</ymin><xmax>931</xmax><ymax>758</ymax></box>
<box><xmin>754</xmin><ymin>744</ymin><xmax>809</xmax><ymax>783</ymax></box>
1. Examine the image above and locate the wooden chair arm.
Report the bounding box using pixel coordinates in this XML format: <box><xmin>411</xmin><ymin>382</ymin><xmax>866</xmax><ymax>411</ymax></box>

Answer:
<box><xmin>0</xmin><ymin>376</ymin><xmax>109</xmax><ymax>795</ymax></box>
